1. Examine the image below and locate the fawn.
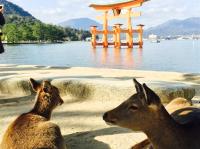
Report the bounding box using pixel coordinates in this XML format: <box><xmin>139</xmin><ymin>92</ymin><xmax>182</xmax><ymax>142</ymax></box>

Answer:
<box><xmin>103</xmin><ymin>79</ymin><xmax>200</xmax><ymax>149</ymax></box>
<box><xmin>1</xmin><ymin>78</ymin><xmax>66</xmax><ymax>149</ymax></box>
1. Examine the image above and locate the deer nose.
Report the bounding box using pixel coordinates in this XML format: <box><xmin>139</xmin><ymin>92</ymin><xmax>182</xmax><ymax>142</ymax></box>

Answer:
<box><xmin>58</xmin><ymin>98</ymin><xmax>64</xmax><ymax>105</ymax></box>
<box><xmin>103</xmin><ymin>112</ymin><xmax>108</xmax><ymax>121</ymax></box>
<box><xmin>60</xmin><ymin>99</ymin><xmax>64</xmax><ymax>105</ymax></box>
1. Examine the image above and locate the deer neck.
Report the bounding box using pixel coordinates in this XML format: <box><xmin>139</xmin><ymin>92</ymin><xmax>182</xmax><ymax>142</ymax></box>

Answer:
<box><xmin>144</xmin><ymin>105</ymin><xmax>185</xmax><ymax>149</ymax></box>
<box><xmin>30</xmin><ymin>96</ymin><xmax>52</xmax><ymax>120</ymax></box>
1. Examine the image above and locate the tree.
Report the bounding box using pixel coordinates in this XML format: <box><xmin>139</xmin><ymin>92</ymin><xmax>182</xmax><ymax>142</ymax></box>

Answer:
<box><xmin>2</xmin><ymin>16</ymin><xmax>92</xmax><ymax>43</ymax></box>
<box><xmin>81</xmin><ymin>31</ymin><xmax>91</xmax><ymax>41</ymax></box>
<box><xmin>18</xmin><ymin>24</ymin><xmax>33</xmax><ymax>41</ymax></box>
<box><xmin>32</xmin><ymin>22</ymin><xmax>45</xmax><ymax>41</ymax></box>
<box><xmin>3</xmin><ymin>23</ymin><xmax>21</xmax><ymax>43</ymax></box>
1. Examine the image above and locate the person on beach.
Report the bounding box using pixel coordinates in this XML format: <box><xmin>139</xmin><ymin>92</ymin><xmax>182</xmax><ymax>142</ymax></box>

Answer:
<box><xmin>0</xmin><ymin>5</ymin><xmax>5</xmax><ymax>54</ymax></box>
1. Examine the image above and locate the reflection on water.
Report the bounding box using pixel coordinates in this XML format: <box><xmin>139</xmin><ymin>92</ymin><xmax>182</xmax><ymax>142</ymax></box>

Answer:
<box><xmin>91</xmin><ymin>47</ymin><xmax>143</xmax><ymax>69</ymax></box>
<box><xmin>1</xmin><ymin>40</ymin><xmax>200</xmax><ymax>72</ymax></box>
<box><xmin>125</xmin><ymin>48</ymin><xmax>134</xmax><ymax>67</ymax></box>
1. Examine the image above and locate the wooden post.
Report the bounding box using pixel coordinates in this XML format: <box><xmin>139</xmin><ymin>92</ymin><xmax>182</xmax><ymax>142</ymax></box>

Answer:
<box><xmin>137</xmin><ymin>24</ymin><xmax>144</xmax><ymax>48</ymax></box>
<box><xmin>115</xmin><ymin>23</ymin><xmax>123</xmax><ymax>48</ymax></box>
<box><xmin>90</xmin><ymin>26</ymin><xmax>97</xmax><ymax>48</ymax></box>
<box><xmin>102</xmin><ymin>11</ymin><xmax>108</xmax><ymax>48</ymax></box>
<box><xmin>127</xmin><ymin>8</ymin><xmax>133</xmax><ymax>48</ymax></box>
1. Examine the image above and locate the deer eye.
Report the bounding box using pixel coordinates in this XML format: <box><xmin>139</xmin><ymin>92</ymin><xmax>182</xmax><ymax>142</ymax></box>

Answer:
<box><xmin>43</xmin><ymin>87</ymin><xmax>49</xmax><ymax>93</ymax></box>
<box><xmin>128</xmin><ymin>105</ymin><xmax>138</xmax><ymax>111</ymax></box>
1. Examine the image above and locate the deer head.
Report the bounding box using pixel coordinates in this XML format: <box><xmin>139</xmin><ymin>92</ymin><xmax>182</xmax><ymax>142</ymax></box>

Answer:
<box><xmin>30</xmin><ymin>78</ymin><xmax>64</xmax><ymax>111</ymax></box>
<box><xmin>103</xmin><ymin>79</ymin><xmax>162</xmax><ymax>131</ymax></box>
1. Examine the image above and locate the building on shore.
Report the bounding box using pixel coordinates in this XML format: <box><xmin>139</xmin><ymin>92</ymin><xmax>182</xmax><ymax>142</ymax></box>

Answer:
<box><xmin>148</xmin><ymin>34</ymin><xmax>160</xmax><ymax>43</ymax></box>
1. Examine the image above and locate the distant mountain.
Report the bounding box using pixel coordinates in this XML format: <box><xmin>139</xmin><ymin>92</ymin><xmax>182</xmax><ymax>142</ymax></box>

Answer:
<box><xmin>61</xmin><ymin>17</ymin><xmax>200</xmax><ymax>36</ymax></box>
<box><xmin>145</xmin><ymin>17</ymin><xmax>200</xmax><ymax>37</ymax></box>
<box><xmin>59</xmin><ymin>18</ymin><xmax>111</xmax><ymax>30</ymax></box>
<box><xmin>0</xmin><ymin>0</ymin><xmax>36</xmax><ymax>24</ymax></box>
<box><xmin>0</xmin><ymin>0</ymin><xmax>34</xmax><ymax>17</ymax></box>
<box><xmin>59</xmin><ymin>18</ymin><xmax>101</xmax><ymax>30</ymax></box>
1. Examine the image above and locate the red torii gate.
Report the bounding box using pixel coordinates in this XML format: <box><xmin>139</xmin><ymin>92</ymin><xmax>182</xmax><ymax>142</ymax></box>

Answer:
<box><xmin>89</xmin><ymin>0</ymin><xmax>149</xmax><ymax>48</ymax></box>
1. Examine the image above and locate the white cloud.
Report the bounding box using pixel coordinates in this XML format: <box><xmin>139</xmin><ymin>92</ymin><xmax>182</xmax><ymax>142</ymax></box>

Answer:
<box><xmin>7</xmin><ymin>0</ymin><xmax>200</xmax><ymax>27</ymax></box>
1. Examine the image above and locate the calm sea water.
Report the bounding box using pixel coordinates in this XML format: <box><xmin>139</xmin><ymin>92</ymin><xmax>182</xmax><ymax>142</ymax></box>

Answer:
<box><xmin>0</xmin><ymin>40</ymin><xmax>200</xmax><ymax>73</ymax></box>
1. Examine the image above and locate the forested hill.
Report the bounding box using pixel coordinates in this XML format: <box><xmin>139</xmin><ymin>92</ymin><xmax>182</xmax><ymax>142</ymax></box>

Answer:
<box><xmin>0</xmin><ymin>0</ymin><xmax>33</xmax><ymax>17</ymax></box>
<box><xmin>0</xmin><ymin>0</ymin><xmax>36</xmax><ymax>23</ymax></box>
<box><xmin>0</xmin><ymin>0</ymin><xmax>91</xmax><ymax>43</ymax></box>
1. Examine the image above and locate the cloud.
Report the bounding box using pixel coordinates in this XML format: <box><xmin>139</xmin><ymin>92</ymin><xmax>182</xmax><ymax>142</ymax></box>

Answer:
<box><xmin>7</xmin><ymin>0</ymin><xmax>200</xmax><ymax>27</ymax></box>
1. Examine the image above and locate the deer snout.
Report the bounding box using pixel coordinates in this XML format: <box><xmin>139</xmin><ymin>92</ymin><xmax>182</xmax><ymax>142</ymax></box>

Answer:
<box><xmin>103</xmin><ymin>112</ymin><xmax>108</xmax><ymax>121</ymax></box>
<box><xmin>58</xmin><ymin>97</ymin><xmax>64</xmax><ymax>105</ymax></box>
<box><xmin>103</xmin><ymin>112</ymin><xmax>117</xmax><ymax>125</ymax></box>
<box><xmin>60</xmin><ymin>99</ymin><xmax>64</xmax><ymax>105</ymax></box>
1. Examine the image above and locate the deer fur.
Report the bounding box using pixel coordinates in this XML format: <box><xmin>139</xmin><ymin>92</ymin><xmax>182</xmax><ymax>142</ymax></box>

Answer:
<box><xmin>103</xmin><ymin>79</ymin><xmax>200</xmax><ymax>149</ymax></box>
<box><xmin>1</xmin><ymin>78</ymin><xmax>66</xmax><ymax>149</ymax></box>
<box><xmin>131</xmin><ymin>139</ymin><xmax>153</xmax><ymax>149</ymax></box>
<box><xmin>131</xmin><ymin>97</ymin><xmax>192</xmax><ymax>149</ymax></box>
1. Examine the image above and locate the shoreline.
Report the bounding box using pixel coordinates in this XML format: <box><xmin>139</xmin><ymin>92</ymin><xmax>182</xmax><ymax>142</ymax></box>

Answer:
<box><xmin>0</xmin><ymin>64</ymin><xmax>199</xmax><ymax>84</ymax></box>
<box><xmin>0</xmin><ymin>63</ymin><xmax>199</xmax><ymax>74</ymax></box>
<box><xmin>2</xmin><ymin>41</ymin><xmax>89</xmax><ymax>44</ymax></box>
<box><xmin>3</xmin><ymin>41</ymin><xmax>65</xmax><ymax>44</ymax></box>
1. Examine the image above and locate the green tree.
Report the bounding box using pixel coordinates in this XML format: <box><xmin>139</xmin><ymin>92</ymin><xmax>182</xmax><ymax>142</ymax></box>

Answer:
<box><xmin>81</xmin><ymin>31</ymin><xmax>91</xmax><ymax>41</ymax></box>
<box><xmin>18</xmin><ymin>24</ymin><xmax>33</xmax><ymax>41</ymax></box>
<box><xmin>3</xmin><ymin>16</ymin><xmax>92</xmax><ymax>43</ymax></box>
<box><xmin>3</xmin><ymin>24</ymin><xmax>21</xmax><ymax>43</ymax></box>
<box><xmin>32</xmin><ymin>22</ymin><xmax>45</xmax><ymax>41</ymax></box>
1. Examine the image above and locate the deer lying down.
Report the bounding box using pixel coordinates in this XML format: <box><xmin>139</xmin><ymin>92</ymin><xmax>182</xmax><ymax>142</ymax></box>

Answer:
<box><xmin>1</xmin><ymin>78</ymin><xmax>66</xmax><ymax>149</ymax></box>
<box><xmin>103</xmin><ymin>79</ymin><xmax>200</xmax><ymax>149</ymax></box>
<box><xmin>131</xmin><ymin>97</ymin><xmax>193</xmax><ymax>149</ymax></box>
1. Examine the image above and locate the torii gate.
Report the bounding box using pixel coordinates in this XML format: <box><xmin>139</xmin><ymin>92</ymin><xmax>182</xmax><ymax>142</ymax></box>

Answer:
<box><xmin>89</xmin><ymin>0</ymin><xmax>149</xmax><ymax>48</ymax></box>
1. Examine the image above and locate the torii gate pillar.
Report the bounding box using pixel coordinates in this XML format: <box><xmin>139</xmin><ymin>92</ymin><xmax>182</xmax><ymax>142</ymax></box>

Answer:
<box><xmin>137</xmin><ymin>24</ymin><xmax>144</xmax><ymax>48</ymax></box>
<box><xmin>102</xmin><ymin>11</ymin><xmax>108</xmax><ymax>48</ymax></box>
<box><xmin>90</xmin><ymin>26</ymin><xmax>97</xmax><ymax>47</ymax></box>
<box><xmin>127</xmin><ymin>8</ymin><xmax>133</xmax><ymax>48</ymax></box>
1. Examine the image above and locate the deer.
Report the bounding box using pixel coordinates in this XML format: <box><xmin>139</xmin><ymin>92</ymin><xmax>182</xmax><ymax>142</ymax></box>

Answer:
<box><xmin>1</xmin><ymin>78</ymin><xmax>66</xmax><ymax>149</ymax></box>
<box><xmin>131</xmin><ymin>97</ymin><xmax>193</xmax><ymax>149</ymax></box>
<box><xmin>103</xmin><ymin>79</ymin><xmax>200</xmax><ymax>149</ymax></box>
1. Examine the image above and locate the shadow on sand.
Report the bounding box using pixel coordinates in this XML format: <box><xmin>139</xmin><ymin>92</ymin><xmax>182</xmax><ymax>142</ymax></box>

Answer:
<box><xmin>64</xmin><ymin>127</ymin><xmax>131</xmax><ymax>149</ymax></box>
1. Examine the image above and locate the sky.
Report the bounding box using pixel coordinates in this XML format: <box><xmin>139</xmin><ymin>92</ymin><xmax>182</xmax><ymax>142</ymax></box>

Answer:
<box><xmin>7</xmin><ymin>0</ymin><xmax>200</xmax><ymax>28</ymax></box>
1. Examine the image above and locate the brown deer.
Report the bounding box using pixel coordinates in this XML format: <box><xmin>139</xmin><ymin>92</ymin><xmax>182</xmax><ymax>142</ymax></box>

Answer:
<box><xmin>1</xmin><ymin>78</ymin><xmax>66</xmax><ymax>149</ymax></box>
<box><xmin>103</xmin><ymin>79</ymin><xmax>200</xmax><ymax>149</ymax></box>
<box><xmin>131</xmin><ymin>97</ymin><xmax>193</xmax><ymax>149</ymax></box>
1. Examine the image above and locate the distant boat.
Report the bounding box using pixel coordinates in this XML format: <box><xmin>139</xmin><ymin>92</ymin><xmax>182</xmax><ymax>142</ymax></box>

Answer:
<box><xmin>148</xmin><ymin>34</ymin><xmax>160</xmax><ymax>43</ymax></box>
<box><xmin>151</xmin><ymin>39</ymin><xmax>160</xmax><ymax>43</ymax></box>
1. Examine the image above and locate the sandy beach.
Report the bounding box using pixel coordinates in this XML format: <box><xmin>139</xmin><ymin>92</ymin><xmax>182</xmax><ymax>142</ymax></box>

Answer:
<box><xmin>0</xmin><ymin>64</ymin><xmax>200</xmax><ymax>149</ymax></box>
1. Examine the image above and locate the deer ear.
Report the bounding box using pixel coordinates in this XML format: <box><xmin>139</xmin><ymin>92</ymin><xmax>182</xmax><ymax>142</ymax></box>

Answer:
<box><xmin>133</xmin><ymin>79</ymin><xmax>143</xmax><ymax>94</ymax></box>
<box><xmin>143</xmin><ymin>83</ymin><xmax>161</xmax><ymax>105</ymax></box>
<box><xmin>133</xmin><ymin>79</ymin><xmax>148</xmax><ymax>105</ymax></box>
<box><xmin>29</xmin><ymin>78</ymin><xmax>41</xmax><ymax>92</ymax></box>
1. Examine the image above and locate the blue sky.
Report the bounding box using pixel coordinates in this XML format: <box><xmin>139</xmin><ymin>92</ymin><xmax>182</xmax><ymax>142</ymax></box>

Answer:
<box><xmin>8</xmin><ymin>0</ymin><xmax>200</xmax><ymax>28</ymax></box>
